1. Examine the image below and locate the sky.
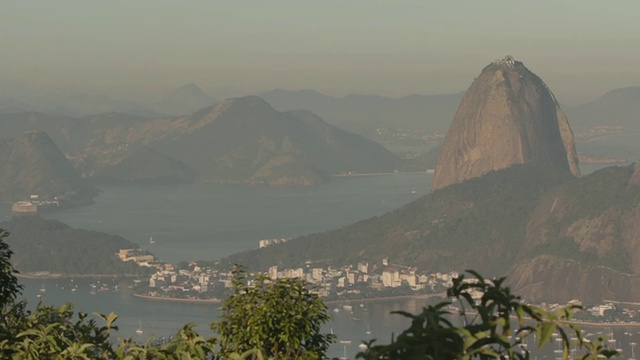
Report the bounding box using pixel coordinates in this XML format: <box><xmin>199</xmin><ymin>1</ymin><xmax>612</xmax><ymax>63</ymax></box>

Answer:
<box><xmin>1</xmin><ymin>1</ymin><xmax>639</xmax><ymax>104</ymax></box>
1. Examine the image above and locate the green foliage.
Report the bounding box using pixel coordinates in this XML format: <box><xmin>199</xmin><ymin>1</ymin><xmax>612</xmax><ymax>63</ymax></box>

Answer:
<box><xmin>2</xmin><ymin>216</ymin><xmax>148</xmax><ymax>275</ymax></box>
<box><xmin>0</xmin><ymin>228</ymin><xmax>22</xmax><ymax>310</ymax></box>
<box><xmin>212</xmin><ymin>265</ymin><xmax>335</xmax><ymax>359</ymax></box>
<box><xmin>358</xmin><ymin>270</ymin><xmax>619</xmax><ymax>360</ymax></box>
<box><xmin>0</xmin><ymin>303</ymin><xmax>119</xmax><ymax>359</ymax></box>
<box><xmin>525</xmin><ymin>165</ymin><xmax>640</xmax><ymax>272</ymax></box>
<box><xmin>226</xmin><ymin>162</ymin><xmax>573</xmax><ymax>274</ymax></box>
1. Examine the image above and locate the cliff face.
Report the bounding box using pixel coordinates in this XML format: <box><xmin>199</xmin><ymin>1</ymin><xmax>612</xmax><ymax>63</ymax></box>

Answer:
<box><xmin>432</xmin><ymin>56</ymin><xmax>580</xmax><ymax>190</ymax></box>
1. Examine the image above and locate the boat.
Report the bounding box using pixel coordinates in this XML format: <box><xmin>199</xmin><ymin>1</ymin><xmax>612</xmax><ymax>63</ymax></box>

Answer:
<box><xmin>342</xmin><ymin>304</ymin><xmax>353</xmax><ymax>311</ymax></box>
<box><xmin>339</xmin><ymin>340</ymin><xmax>351</xmax><ymax>360</ymax></box>
<box><xmin>149</xmin><ymin>236</ymin><xmax>155</xmax><ymax>244</ymax></box>
<box><xmin>136</xmin><ymin>320</ymin><xmax>144</xmax><ymax>335</ymax></box>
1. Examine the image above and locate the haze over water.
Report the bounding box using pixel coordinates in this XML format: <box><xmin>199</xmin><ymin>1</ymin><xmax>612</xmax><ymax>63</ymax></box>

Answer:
<box><xmin>44</xmin><ymin>173</ymin><xmax>431</xmax><ymax>263</ymax></box>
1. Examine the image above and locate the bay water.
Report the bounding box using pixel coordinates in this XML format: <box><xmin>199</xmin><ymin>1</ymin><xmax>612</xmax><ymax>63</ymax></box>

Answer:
<box><xmin>23</xmin><ymin>172</ymin><xmax>432</xmax><ymax>358</ymax></box>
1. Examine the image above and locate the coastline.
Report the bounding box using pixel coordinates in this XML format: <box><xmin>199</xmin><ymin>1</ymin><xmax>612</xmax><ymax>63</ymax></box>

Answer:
<box><xmin>133</xmin><ymin>293</ymin><xmax>221</xmax><ymax>304</ymax></box>
<box><xmin>333</xmin><ymin>170</ymin><xmax>433</xmax><ymax>178</ymax></box>
<box><xmin>324</xmin><ymin>292</ymin><xmax>446</xmax><ymax>305</ymax></box>
<box><xmin>17</xmin><ymin>273</ymin><xmax>139</xmax><ymax>279</ymax></box>
<box><xmin>570</xmin><ymin>319</ymin><xmax>640</xmax><ymax>328</ymax></box>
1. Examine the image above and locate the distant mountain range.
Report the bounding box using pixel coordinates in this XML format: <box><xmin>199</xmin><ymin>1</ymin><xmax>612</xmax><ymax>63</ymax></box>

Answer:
<box><xmin>566</xmin><ymin>86</ymin><xmax>640</xmax><ymax>133</ymax></box>
<box><xmin>0</xmin><ymin>95</ymin><xmax>405</xmax><ymax>207</ymax></box>
<box><xmin>0</xmin><ymin>83</ymin><xmax>216</xmax><ymax>118</ymax></box>
<box><xmin>259</xmin><ymin>89</ymin><xmax>464</xmax><ymax>136</ymax></box>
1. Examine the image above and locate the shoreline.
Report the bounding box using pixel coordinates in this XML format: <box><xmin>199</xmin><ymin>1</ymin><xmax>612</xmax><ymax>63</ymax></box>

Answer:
<box><xmin>133</xmin><ymin>293</ymin><xmax>221</xmax><ymax>304</ymax></box>
<box><xmin>17</xmin><ymin>273</ymin><xmax>140</xmax><ymax>279</ymax></box>
<box><xmin>333</xmin><ymin>170</ymin><xmax>433</xmax><ymax>178</ymax></box>
<box><xmin>324</xmin><ymin>292</ymin><xmax>446</xmax><ymax>305</ymax></box>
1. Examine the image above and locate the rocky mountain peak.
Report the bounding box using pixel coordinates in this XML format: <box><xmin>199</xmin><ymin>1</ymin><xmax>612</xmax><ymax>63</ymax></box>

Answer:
<box><xmin>432</xmin><ymin>56</ymin><xmax>580</xmax><ymax>190</ymax></box>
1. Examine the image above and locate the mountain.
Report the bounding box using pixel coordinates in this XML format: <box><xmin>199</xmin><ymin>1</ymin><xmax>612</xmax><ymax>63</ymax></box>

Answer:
<box><xmin>224</xmin><ymin>162</ymin><xmax>640</xmax><ymax>303</ymax></box>
<box><xmin>221</xmin><ymin>58</ymin><xmax>640</xmax><ymax>303</ymax></box>
<box><xmin>0</xmin><ymin>98</ymin><xmax>33</xmax><ymax>113</ymax></box>
<box><xmin>88</xmin><ymin>145</ymin><xmax>196</xmax><ymax>185</ymax></box>
<box><xmin>509</xmin><ymin>164</ymin><xmax>640</xmax><ymax>303</ymax></box>
<box><xmin>259</xmin><ymin>89</ymin><xmax>463</xmax><ymax>135</ymax></box>
<box><xmin>432</xmin><ymin>56</ymin><xmax>580</xmax><ymax>190</ymax></box>
<box><xmin>0</xmin><ymin>131</ymin><xmax>97</xmax><ymax>206</ymax></box>
<box><xmin>223</xmin><ymin>163</ymin><xmax>572</xmax><ymax>274</ymax></box>
<box><xmin>2</xmin><ymin>216</ymin><xmax>146</xmax><ymax>275</ymax></box>
<box><xmin>0</xmin><ymin>96</ymin><xmax>401</xmax><ymax>187</ymax></box>
<box><xmin>150</xmin><ymin>96</ymin><xmax>401</xmax><ymax>184</ymax></box>
<box><xmin>567</xmin><ymin>86</ymin><xmax>640</xmax><ymax>132</ymax></box>
<box><xmin>154</xmin><ymin>83</ymin><xmax>218</xmax><ymax>116</ymax></box>
<box><xmin>563</xmin><ymin>87</ymin><xmax>640</xmax><ymax>163</ymax></box>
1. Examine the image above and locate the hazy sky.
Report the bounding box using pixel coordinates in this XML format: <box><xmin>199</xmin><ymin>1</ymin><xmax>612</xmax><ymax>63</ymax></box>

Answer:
<box><xmin>1</xmin><ymin>1</ymin><xmax>639</xmax><ymax>103</ymax></box>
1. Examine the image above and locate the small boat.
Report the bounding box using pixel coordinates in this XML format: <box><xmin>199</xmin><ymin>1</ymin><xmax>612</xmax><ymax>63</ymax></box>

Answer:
<box><xmin>342</xmin><ymin>304</ymin><xmax>353</xmax><ymax>310</ymax></box>
<box><xmin>136</xmin><ymin>320</ymin><xmax>144</xmax><ymax>335</ymax></box>
<box><xmin>149</xmin><ymin>236</ymin><xmax>155</xmax><ymax>244</ymax></box>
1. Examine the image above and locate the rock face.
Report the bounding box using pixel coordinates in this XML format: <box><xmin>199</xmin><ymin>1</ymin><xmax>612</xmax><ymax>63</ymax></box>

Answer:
<box><xmin>432</xmin><ymin>56</ymin><xmax>580</xmax><ymax>190</ymax></box>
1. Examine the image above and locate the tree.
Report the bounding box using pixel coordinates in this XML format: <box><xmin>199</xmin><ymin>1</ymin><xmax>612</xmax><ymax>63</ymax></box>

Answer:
<box><xmin>358</xmin><ymin>270</ymin><xmax>619</xmax><ymax>360</ymax></box>
<box><xmin>0</xmin><ymin>228</ymin><xmax>22</xmax><ymax>310</ymax></box>
<box><xmin>212</xmin><ymin>265</ymin><xmax>335</xmax><ymax>359</ymax></box>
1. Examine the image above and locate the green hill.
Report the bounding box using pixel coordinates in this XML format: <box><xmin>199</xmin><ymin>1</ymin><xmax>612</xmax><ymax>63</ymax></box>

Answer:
<box><xmin>223</xmin><ymin>163</ymin><xmax>640</xmax><ymax>303</ymax></box>
<box><xmin>0</xmin><ymin>131</ymin><xmax>97</xmax><ymax>206</ymax></box>
<box><xmin>2</xmin><ymin>216</ymin><xmax>146</xmax><ymax>275</ymax></box>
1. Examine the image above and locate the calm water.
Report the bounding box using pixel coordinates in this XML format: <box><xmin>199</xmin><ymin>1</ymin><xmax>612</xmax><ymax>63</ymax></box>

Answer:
<box><xmin>21</xmin><ymin>173</ymin><xmax>432</xmax><ymax>358</ymax></box>
<box><xmin>45</xmin><ymin>173</ymin><xmax>431</xmax><ymax>263</ymax></box>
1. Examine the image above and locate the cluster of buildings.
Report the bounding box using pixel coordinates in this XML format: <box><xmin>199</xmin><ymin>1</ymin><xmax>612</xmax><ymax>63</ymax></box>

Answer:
<box><xmin>133</xmin><ymin>254</ymin><xmax>461</xmax><ymax>302</ymax></box>
<box><xmin>116</xmin><ymin>249</ymin><xmax>157</xmax><ymax>267</ymax></box>
<box><xmin>120</xmin><ymin>248</ymin><xmax>640</xmax><ymax>326</ymax></box>
<box><xmin>258</xmin><ymin>238</ymin><xmax>291</xmax><ymax>248</ymax></box>
<box><xmin>11</xmin><ymin>194</ymin><xmax>60</xmax><ymax>214</ymax></box>
<box><xmin>493</xmin><ymin>55</ymin><xmax>517</xmax><ymax>66</ymax></box>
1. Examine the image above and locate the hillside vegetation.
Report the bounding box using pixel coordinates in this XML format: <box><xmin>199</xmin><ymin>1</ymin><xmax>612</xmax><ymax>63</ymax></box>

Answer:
<box><xmin>2</xmin><ymin>216</ymin><xmax>146</xmax><ymax>275</ymax></box>
<box><xmin>224</xmin><ymin>163</ymin><xmax>640</xmax><ymax>302</ymax></box>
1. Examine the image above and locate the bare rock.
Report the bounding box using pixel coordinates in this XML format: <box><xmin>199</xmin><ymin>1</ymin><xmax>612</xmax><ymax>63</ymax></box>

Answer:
<box><xmin>432</xmin><ymin>56</ymin><xmax>580</xmax><ymax>190</ymax></box>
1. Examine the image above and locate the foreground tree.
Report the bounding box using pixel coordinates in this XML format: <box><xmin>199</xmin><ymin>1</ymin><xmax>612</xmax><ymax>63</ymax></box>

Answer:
<box><xmin>358</xmin><ymin>270</ymin><xmax>619</xmax><ymax>360</ymax></box>
<box><xmin>212</xmin><ymin>265</ymin><xmax>335</xmax><ymax>360</ymax></box>
<box><xmin>0</xmin><ymin>229</ymin><xmax>21</xmax><ymax>310</ymax></box>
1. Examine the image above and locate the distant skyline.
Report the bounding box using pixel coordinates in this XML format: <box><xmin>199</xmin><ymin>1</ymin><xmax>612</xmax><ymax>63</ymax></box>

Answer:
<box><xmin>2</xmin><ymin>1</ymin><xmax>639</xmax><ymax>104</ymax></box>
